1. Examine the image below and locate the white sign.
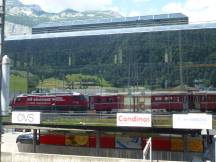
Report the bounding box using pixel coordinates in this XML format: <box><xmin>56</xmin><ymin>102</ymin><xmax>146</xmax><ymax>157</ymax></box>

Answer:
<box><xmin>117</xmin><ymin>113</ymin><xmax>151</xmax><ymax>127</ymax></box>
<box><xmin>12</xmin><ymin>111</ymin><xmax>41</xmax><ymax>124</ymax></box>
<box><xmin>173</xmin><ymin>113</ymin><xmax>212</xmax><ymax>129</ymax></box>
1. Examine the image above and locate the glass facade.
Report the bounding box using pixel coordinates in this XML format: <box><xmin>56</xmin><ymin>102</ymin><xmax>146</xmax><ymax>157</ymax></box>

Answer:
<box><xmin>5</xmin><ymin>22</ymin><xmax>216</xmax><ymax>94</ymax></box>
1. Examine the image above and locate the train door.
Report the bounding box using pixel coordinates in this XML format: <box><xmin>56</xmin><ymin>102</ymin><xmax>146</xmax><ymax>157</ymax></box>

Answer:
<box><xmin>89</xmin><ymin>96</ymin><xmax>95</xmax><ymax>111</ymax></box>
<box><xmin>117</xmin><ymin>95</ymin><xmax>124</xmax><ymax>111</ymax></box>
<box><xmin>188</xmin><ymin>94</ymin><xmax>194</xmax><ymax>110</ymax></box>
<box><xmin>124</xmin><ymin>95</ymin><xmax>131</xmax><ymax>112</ymax></box>
<box><xmin>183</xmin><ymin>95</ymin><xmax>188</xmax><ymax>111</ymax></box>
<box><xmin>138</xmin><ymin>95</ymin><xmax>151</xmax><ymax>112</ymax></box>
<box><xmin>144</xmin><ymin>96</ymin><xmax>151</xmax><ymax>111</ymax></box>
<box><xmin>132</xmin><ymin>95</ymin><xmax>138</xmax><ymax>112</ymax></box>
<box><xmin>194</xmin><ymin>95</ymin><xmax>201</xmax><ymax>110</ymax></box>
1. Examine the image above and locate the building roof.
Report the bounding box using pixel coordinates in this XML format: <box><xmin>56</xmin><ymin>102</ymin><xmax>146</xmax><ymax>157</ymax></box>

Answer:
<box><xmin>6</xmin><ymin>21</ymin><xmax>216</xmax><ymax>41</ymax></box>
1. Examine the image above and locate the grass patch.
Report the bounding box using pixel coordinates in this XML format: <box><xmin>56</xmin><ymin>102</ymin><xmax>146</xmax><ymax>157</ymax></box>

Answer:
<box><xmin>10</xmin><ymin>74</ymin><xmax>28</xmax><ymax>93</ymax></box>
<box><xmin>37</xmin><ymin>78</ymin><xmax>64</xmax><ymax>89</ymax></box>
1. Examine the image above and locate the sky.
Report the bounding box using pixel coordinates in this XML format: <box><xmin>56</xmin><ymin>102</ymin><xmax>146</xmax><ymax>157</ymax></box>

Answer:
<box><xmin>19</xmin><ymin>0</ymin><xmax>216</xmax><ymax>23</ymax></box>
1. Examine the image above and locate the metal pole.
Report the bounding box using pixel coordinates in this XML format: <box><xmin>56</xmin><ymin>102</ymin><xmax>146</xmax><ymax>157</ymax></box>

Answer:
<box><xmin>183</xmin><ymin>134</ymin><xmax>188</xmax><ymax>161</ymax></box>
<box><xmin>214</xmin><ymin>135</ymin><xmax>216</xmax><ymax>162</ymax></box>
<box><xmin>96</xmin><ymin>131</ymin><xmax>100</xmax><ymax>156</ymax></box>
<box><xmin>33</xmin><ymin>129</ymin><xmax>37</xmax><ymax>153</ymax></box>
<box><xmin>150</xmin><ymin>137</ymin><xmax>152</xmax><ymax>162</ymax></box>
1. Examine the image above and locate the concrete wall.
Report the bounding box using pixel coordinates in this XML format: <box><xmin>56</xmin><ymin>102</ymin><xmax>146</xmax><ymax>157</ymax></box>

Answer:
<box><xmin>1</xmin><ymin>152</ymin><xmax>185</xmax><ymax>162</ymax></box>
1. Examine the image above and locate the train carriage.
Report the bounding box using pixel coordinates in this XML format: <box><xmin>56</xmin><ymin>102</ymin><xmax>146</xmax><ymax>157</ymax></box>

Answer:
<box><xmin>150</xmin><ymin>91</ymin><xmax>189</xmax><ymax>112</ymax></box>
<box><xmin>89</xmin><ymin>94</ymin><xmax>124</xmax><ymax>112</ymax></box>
<box><xmin>193</xmin><ymin>91</ymin><xmax>216</xmax><ymax>112</ymax></box>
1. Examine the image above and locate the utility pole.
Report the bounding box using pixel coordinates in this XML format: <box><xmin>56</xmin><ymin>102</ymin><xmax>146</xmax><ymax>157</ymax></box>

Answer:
<box><xmin>0</xmin><ymin>0</ymin><xmax>5</xmax><ymax>56</ymax></box>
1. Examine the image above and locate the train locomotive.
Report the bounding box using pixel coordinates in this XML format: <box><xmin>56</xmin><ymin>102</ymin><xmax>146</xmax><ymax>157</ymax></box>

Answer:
<box><xmin>11</xmin><ymin>92</ymin><xmax>88</xmax><ymax>112</ymax></box>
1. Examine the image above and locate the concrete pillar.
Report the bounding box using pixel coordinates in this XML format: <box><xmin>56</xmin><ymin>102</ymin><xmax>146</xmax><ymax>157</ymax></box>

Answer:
<box><xmin>1</xmin><ymin>55</ymin><xmax>11</xmax><ymax>116</ymax></box>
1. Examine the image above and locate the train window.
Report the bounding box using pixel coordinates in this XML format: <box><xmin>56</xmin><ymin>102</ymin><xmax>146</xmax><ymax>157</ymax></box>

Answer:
<box><xmin>204</xmin><ymin>96</ymin><xmax>207</xmax><ymax>101</ymax></box>
<box><xmin>176</xmin><ymin>97</ymin><xmax>180</xmax><ymax>102</ymax></box>
<box><xmin>196</xmin><ymin>96</ymin><xmax>206</xmax><ymax>102</ymax></box>
<box><xmin>164</xmin><ymin>97</ymin><xmax>168</xmax><ymax>102</ymax></box>
<box><xmin>183</xmin><ymin>96</ymin><xmax>188</xmax><ymax>102</ymax></box>
<box><xmin>79</xmin><ymin>95</ymin><xmax>85</xmax><ymax>101</ymax></box>
<box><xmin>213</xmin><ymin>96</ymin><xmax>216</xmax><ymax>102</ymax></box>
<box><xmin>107</xmin><ymin>97</ymin><xmax>113</xmax><ymax>103</ymax></box>
<box><xmin>207</xmin><ymin>95</ymin><xmax>213</xmax><ymax>102</ymax></box>
<box><xmin>15</xmin><ymin>97</ymin><xmax>22</xmax><ymax>102</ymax></box>
<box><xmin>155</xmin><ymin>97</ymin><xmax>162</xmax><ymax>102</ymax></box>
<box><xmin>164</xmin><ymin>96</ymin><xmax>173</xmax><ymax>102</ymax></box>
<box><xmin>173</xmin><ymin>97</ymin><xmax>177</xmax><ymax>102</ymax></box>
<box><xmin>73</xmin><ymin>96</ymin><xmax>80</xmax><ymax>100</ymax></box>
<box><xmin>96</xmin><ymin>98</ymin><xmax>101</xmax><ymax>103</ymax></box>
<box><xmin>195</xmin><ymin>96</ymin><xmax>199</xmax><ymax>102</ymax></box>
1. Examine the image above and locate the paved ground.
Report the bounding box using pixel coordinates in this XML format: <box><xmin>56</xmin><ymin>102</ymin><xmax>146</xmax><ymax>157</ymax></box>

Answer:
<box><xmin>1</xmin><ymin>129</ymin><xmax>23</xmax><ymax>152</ymax></box>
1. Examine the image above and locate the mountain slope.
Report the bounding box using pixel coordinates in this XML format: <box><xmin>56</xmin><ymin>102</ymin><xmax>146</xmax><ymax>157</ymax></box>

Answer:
<box><xmin>6</xmin><ymin>0</ymin><xmax>122</xmax><ymax>27</ymax></box>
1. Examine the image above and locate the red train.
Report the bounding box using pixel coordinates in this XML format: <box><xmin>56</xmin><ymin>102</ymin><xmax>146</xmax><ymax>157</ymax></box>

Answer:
<box><xmin>11</xmin><ymin>92</ymin><xmax>88</xmax><ymax>112</ymax></box>
<box><xmin>11</xmin><ymin>91</ymin><xmax>216</xmax><ymax>113</ymax></box>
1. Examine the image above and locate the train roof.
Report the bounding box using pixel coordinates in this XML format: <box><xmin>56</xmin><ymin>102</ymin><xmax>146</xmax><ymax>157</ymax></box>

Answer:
<box><xmin>6</xmin><ymin>22</ymin><xmax>216</xmax><ymax>41</ymax></box>
<box><xmin>193</xmin><ymin>91</ymin><xmax>216</xmax><ymax>95</ymax></box>
<box><xmin>16</xmin><ymin>92</ymin><xmax>82</xmax><ymax>97</ymax></box>
<box><xmin>89</xmin><ymin>91</ymin><xmax>190</xmax><ymax>96</ymax></box>
<box><xmin>15</xmin><ymin>90</ymin><xmax>216</xmax><ymax>98</ymax></box>
<box><xmin>150</xmin><ymin>91</ymin><xmax>189</xmax><ymax>95</ymax></box>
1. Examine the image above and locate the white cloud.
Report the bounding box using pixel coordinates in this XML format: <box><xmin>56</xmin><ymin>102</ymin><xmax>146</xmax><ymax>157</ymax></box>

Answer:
<box><xmin>133</xmin><ymin>0</ymin><xmax>150</xmax><ymax>3</ymax></box>
<box><xmin>104</xmin><ymin>6</ymin><xmax>120</xmax><ymax>13</ymax></box>
<box><xmin>20</xmin><ymin>0</ymin><xmax>113</xmax><ymax>13</ymax></box>
<box><xmin>128</xmin><ymin>11</ymin><xmax>142</xmax><ymax>17</ymax></box>
<box><xmin>162</xmin><ymin>0</ymin><xmax>216</xmax><ymax>23</ymax></box>
<box><xmin>118</xmin><ymin>10</ymin><xmax>143</xmax><ymax>17</ymax></box>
